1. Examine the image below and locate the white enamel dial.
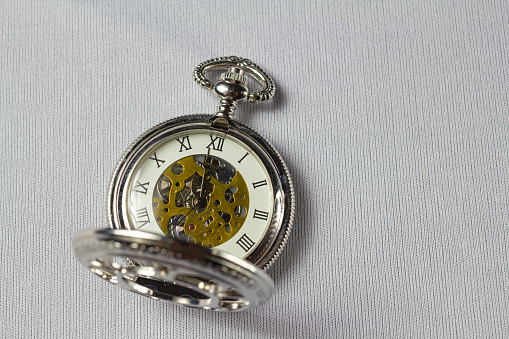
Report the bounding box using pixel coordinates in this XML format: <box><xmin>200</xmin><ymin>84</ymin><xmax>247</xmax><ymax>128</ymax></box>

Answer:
<box><xmin>124</xmin><ymin>128</ymin><xmax>274</xmax><ymax>259</ymax></box>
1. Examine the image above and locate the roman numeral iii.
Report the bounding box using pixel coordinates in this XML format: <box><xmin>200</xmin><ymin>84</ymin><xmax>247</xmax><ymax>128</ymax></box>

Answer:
<box><xmin>253</xmin><ymin>209</ymin><xmax>269</xmax><ymax>221</ymax></box>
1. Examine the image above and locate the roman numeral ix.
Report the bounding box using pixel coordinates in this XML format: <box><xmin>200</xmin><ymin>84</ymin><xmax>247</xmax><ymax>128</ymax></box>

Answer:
<box><xmin>207</xmin><ymin>135</ymin><xmax>225</xmax><ymax>151</ymax></box>
<box><xmin>176</xmin><ymin>136</ymin><xmax>192</xmax><ymax>152</ymax></box>
<box><xmin>134</xmin><ymin>181</ymin><xmax>150</xmax><ymax>195</ymax></box>
<box><xmin>236</xmin><ymin>234</ymin><xmax>255</xmax><ymax>252</ymax></box>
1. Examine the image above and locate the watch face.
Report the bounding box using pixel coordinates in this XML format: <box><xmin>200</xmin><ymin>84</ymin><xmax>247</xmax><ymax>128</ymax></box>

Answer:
<box><xmin>125</xmin><ymin>129</ymin><xmax>274</xmax><ymax>259</ymax></box>
<box><xmin>108</xmin><ymin>115</ymin><xmax>292</xmax><ymax>267</ymax></box>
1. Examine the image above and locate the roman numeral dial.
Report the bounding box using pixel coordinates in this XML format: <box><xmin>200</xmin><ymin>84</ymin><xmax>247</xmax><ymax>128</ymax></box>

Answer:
<box><xmin>126</xmin><ymin>129</ymin><xmax>275</xmax><ymax>260</ymax></box>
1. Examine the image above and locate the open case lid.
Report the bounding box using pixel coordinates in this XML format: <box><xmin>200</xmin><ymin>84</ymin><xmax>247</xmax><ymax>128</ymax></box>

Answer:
<box><xmin>73</xmin><ymin>228</ymin><xmax>274</xmax><ymax>311</ymax></box>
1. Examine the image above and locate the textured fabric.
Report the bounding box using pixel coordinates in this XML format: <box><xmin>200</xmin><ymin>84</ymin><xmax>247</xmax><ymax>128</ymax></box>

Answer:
<box><xmin>1</xmin><ymin>1</ymin><xmax>508</xmax><ymax>338</ymax></box>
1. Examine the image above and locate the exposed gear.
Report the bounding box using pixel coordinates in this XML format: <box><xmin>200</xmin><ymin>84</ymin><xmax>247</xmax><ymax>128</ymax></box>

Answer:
<box><xmin>152</xmin><ymin>154</ymin><xmax>250</xmax><ymax>247</ymax></box>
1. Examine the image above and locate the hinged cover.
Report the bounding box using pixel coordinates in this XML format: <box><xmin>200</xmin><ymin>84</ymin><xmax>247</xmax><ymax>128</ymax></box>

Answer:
<box><xmin>73</xmin><ymin>228</ymin><xmax>274</xmax><ymax>311</ymax></box>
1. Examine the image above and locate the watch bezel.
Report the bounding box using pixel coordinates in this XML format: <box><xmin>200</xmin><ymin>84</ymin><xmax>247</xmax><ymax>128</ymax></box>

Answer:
<box><xmin>107</xmin><ymin>114</ymin><xmax>294</xmax><ymax>269</ymax></box>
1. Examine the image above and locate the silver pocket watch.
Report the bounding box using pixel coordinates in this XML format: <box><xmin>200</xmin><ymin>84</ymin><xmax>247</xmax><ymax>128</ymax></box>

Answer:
<box><xmin>73</xmin><ymin>56</ymin><xmax>294</xmax><ymax>311</ymax></box>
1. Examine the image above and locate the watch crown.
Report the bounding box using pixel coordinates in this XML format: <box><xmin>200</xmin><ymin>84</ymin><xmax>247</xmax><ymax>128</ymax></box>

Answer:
<box><xmin>221</xmin><ymin>67</ymin><xmax>247</xmax><ymax>85</ymax></box>
<box><xmin>213</xmin><ymin>67</ymin><xmax>249</xmax><ymax>121</ymax></box>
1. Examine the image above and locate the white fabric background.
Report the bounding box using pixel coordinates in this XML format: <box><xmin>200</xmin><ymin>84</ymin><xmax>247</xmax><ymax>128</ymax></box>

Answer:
<box><xmin>1</xmin><ymin>1</ymin><xmax>508</xmax><ymax>338</ymax></box>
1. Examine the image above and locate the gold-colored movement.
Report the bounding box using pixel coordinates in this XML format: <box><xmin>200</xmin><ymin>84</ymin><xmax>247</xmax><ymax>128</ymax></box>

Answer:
<box><xmin>152</xmin><ymin>155</ymin><xmax>249</xmax><ymax>247</ymax></box>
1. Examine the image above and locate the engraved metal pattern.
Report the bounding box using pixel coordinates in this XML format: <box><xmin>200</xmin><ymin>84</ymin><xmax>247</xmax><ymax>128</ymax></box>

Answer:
<box><xmin>152</xmin><ymin>154</ymin><xmax>250</xmax><ymax>247</ymax></box>
<box><xmin>73</xmin><ymin>229</ymin><xmax>273</xmax><ymax>311</ymax></box>
<box><xmin>193</xmin><ymin>56</ymin><xmax>275</xmax><ymax>103</ymax></box>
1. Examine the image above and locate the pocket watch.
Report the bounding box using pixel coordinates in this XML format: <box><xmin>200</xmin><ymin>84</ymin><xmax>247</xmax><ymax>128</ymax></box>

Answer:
<box><xmin>73</xmin><ymin>56</ymin><xmax>294</xmax><ymax>311</ymax></box>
